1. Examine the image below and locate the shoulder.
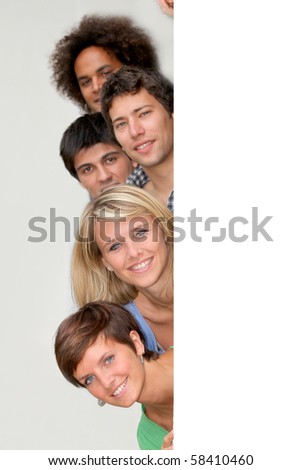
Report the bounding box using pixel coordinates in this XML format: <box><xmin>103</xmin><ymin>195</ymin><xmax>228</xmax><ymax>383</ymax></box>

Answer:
<box><xmin>123</xmin><ymin>300</ymin><xmax>138</xmax><ymax>315</ymax></box>
<box><xmin>156</xmin><ymin>347</ymin><xmax>173</xmax><ymax>368</ymax></box>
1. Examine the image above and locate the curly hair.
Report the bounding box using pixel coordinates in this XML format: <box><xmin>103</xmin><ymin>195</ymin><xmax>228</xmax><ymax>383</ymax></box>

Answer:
<box><xmin>49</xmin><ymin>15</ymin><xmax>159</xmax><ymax>112</ymax></box>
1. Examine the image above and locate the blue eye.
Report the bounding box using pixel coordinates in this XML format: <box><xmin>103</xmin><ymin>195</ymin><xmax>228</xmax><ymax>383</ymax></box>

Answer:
<box><xmin>135</xmin><ymin>229</ymin><xmax>148</xmax><ymax>239</ymax></box>
<box><xmin>85</xmin><ymin>375</ymin><xmax>94</xmax><ymax>386</ymax></box>
<box><xmin>105</xmin><ymin>355</ymin><xmax>114</xmax><ymax>365</ymax></box>
<box><xmin>109</xmin><ymin>243</ymin><xmax>121</xmax><ymax>251</ymax></box>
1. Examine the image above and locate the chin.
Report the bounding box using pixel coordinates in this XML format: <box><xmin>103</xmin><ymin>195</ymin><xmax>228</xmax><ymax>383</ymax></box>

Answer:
<box><xmin>113</xmin><ymin>396</ymin><xmax>136</xmax><ymax>409</ymax></box>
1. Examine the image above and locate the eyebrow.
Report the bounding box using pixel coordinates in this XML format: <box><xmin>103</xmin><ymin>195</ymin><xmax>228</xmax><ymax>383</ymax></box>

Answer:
<box><xmin>130</xmin><ymin>221</ymin><xmax>150</xmax><ymax>232</ymax></box>
<box><xmin>100</xmin><ymin>232</ymin><xmax>122</xmax><ymax>247</ymax></box>
<box><xmin>112</xmin><ymin>105</ymin><xmax>154</xmax><ymax>125</ymax></box>
<box><xmin>98</xmin><ymin>231</ymin><xmax>124</xmax><ymax>248</ymax></box>
<box><xmin>77</xmin><ymin>64</ymin><xmax>112</xmax><ymax>82</ymax></box>
<box><xmin>103</xmin><ymin>221</ymin><xmax>150</xmax><ymax>246</ymax></box>
<box><xmin>75</xmin><ymin>151</ymin><xmax>122</xmax><ymax>172</ymax></box>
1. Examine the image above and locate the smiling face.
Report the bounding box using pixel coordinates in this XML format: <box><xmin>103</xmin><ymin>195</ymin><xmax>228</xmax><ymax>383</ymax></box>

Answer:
<box><xmin>74</xmin><ymin>332</ymin><xmax>145</xmax><ymax>407</ymax></box>
<box><xmin>109</xmin><ymin>89</ymin><xmax>174</xmax><ymax>168</ymax></box>
<box><xmin>74</xmin><ymin>143</ymin><xmax>134</xmax><ymax>199</ymax></box>
<box><xmin>74</xmin><ymin>46</ymin><xmax>123</xmax><ymax>113</ymax></box>
<box><xmin>95</xmin><ymin>215</ymin><xmax>169</xmax><ymax>290</ymax></box>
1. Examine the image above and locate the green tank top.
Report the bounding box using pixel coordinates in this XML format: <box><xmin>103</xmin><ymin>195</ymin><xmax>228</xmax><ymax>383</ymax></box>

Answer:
<box><xmin>137</xmin><ymin>346</ymin><xmax>173</xmax><ymax>450</ymax></box>
<box><xmin>137</xmin><ymin>405</ymin><xmax>169</xmax><ymax>450</ymax></box>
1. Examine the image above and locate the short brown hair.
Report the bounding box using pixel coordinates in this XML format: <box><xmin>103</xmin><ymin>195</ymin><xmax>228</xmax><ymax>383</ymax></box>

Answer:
<box><xmin>101</xmin><ymin>66</ymin><xmax>174</xmax><ymax>134</ymax></box>
<box><xmin>54</xmin><ymin>301</ymin><xmax>157</xmax><ymax>387</ymax></box>
<box><xmin>59</xmin><ymin>113</ymin><xmax>120</xmax><ymax>180</ymax></box>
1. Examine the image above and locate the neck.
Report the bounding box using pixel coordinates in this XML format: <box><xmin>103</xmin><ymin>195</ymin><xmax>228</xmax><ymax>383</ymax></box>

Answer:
<box><xmin>137</xmin><ymin>350</ymin><xmax>174</xmax><ymax>431</ymax></box>
<box><xmin>135</xmin><ymin>281</ymin><xmax>174</xmax><ymax>351</ymax></box>
<box><xmin>136</xmin><ymin>267</ymin><xmax>173</xmax><ymax>310</ymax></box>
<box><xmin>143</xmin><ymin>153</ymin><xmax>173</xmax><ymax>205</ymax></box>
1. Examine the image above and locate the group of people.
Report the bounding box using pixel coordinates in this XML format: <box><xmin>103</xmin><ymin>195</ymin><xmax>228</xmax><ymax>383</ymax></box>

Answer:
<box><xmin>50</xmin><ymin>3</ymin><xmax>174</xmax><ymax>450</ymax></box>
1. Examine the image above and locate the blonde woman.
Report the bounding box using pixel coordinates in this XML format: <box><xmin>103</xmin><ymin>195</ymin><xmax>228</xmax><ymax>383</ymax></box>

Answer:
<box><xmin>72</xmin><ymin>185</ymin><xmax>173</xmax><ymax>352</ymax></box>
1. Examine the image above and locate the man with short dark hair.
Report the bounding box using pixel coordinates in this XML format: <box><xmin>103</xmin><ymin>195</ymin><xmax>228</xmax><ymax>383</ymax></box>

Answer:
<box><xmin>101</xmin><ymin>66</ymin><xmax>174</xmax><ymax>211</ymax></box>
<box><xmin>60</xmin><ymin>113</ymin><xmax>148</xmax><ymax>199</ymax></box>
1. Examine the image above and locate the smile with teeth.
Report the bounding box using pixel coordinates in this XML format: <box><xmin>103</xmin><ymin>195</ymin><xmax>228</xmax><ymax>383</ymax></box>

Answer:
<box><xmin>112</xmin><ymin>377</ymin><xmax>128</xmax><ymax>397</ymax></box>
<box><xmin>129</xmin><ymin>258</ymin><xmax>152</xmax><ymax>271</ymax></box>
<box><xmin>135</xmin><ymin>140</ymin><xmax>154</xmax><ymax>151</ymax></box>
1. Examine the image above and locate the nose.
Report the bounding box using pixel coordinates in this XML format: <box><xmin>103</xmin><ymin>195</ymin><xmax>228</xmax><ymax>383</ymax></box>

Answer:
<box><xmin>95</xmin><ymin>370</ymin><xmax>115</xmax><ymax>391</ymax></box>
<box><xmin>126</xmin><ymin>240</ymin><xmax>143</xmax><ymax>259</ymax></box>
<box><xmin>100</xmin><ymin>373</ymin><xmax>115</xmax><ymax>390</ymax></box>
<box><xmin>96</xmin><ymin>166</ymin><xmax>111</xmax><ymax>182</ymax></box>
<box><xmin>91</xmin><ymin>76</ymin><xmax>103</xmax><ymax>94</ymax></box>
<box><xmin>128</xmin><ymin>118</ymin><xmax>144</xmax><ymax>138</ymax></box>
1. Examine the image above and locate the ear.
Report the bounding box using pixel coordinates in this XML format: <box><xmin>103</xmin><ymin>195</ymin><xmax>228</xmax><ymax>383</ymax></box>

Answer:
<box><xmin>129</xmin><ymin>330</ymin><xmax>145</xmax><ymax>356</ymax></box>
<box><xmin>102</xmin><ymin>261</ymin><xmax>113</xmax><ymax>271</ymax></box>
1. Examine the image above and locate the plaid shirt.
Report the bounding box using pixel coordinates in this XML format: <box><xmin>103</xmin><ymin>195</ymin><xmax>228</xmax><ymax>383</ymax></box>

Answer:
<box><xmin>126</xmin><ymin>165</ymin><xmax>150</xmax><ymax>187</ymax></box>
<box><xmin>167</xmin><ymin>190</ymin><xmax>174</xmax><ymax>213</ymax></box>
<box><xmin>126</xmin><ymin>165</ymin><xmax>174</xmax><ymax>212</ymax></box>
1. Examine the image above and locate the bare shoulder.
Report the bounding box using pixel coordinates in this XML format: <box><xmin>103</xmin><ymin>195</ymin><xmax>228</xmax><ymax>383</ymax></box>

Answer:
<box><xmin>157</xmin><ymin>347</ymin><xmax>173</xmax><ymax>368</ymax></box>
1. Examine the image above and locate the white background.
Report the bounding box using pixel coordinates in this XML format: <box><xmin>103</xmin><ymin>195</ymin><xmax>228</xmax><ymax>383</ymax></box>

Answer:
<box><xmin>1</xmin><ymin>0</ymin><xmax>301</xmax><ymax>468</ymax></box>
<box><xmin>0</xmin><ymin>0</ymin><xmax>173</xmax><ymax>452</ymax></box>
<box><xmin>174</xmin><ymin>1</ymin><xmax>301</xmax><ymax>468</ymax></box>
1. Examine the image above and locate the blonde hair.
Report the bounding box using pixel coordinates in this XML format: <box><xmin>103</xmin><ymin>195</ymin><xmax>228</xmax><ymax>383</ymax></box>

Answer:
<box><xmin>72</xmin><ymin>185</ymin><xmax>173</xmax><ymax>307</ymax></box>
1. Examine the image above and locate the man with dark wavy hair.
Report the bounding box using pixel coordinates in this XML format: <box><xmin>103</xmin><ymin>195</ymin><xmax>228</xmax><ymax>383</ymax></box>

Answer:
<box><xmin>50</xmin><ymin>15</ymin><xmax>159</xmax><ymax>114</ymax></box>
<box><xmin>101</xmin><ymin>66</ymin><xmax>174</xmax><ymax>211</ymax></box>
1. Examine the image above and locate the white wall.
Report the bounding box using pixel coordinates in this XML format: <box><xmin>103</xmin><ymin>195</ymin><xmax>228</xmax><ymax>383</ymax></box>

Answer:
<box><xmin>0</xmin><ymin>0</ymin><xmax>173</xmax><ymax>450</ymax></box>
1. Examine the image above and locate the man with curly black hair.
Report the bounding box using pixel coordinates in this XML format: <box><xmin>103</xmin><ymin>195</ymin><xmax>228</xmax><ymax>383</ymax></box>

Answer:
<box><xmin>50</xmin><ymin>15</ymin><xmax>159</xmax><ymax>113</ymax></box>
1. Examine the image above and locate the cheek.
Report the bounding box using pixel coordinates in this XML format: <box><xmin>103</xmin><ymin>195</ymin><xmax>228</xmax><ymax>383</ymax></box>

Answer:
<box><xmin>116</xmin><ymin>132</ymin><xmax>128</xmax><ymax>146</ymax></box>
<box><xmin>81</xmin><ymin>176</ymin><xmax>94</xmax><ymax>187</ymax></box>
<box><xmin>149</xmin><ymin>230</ymin><xmax>166</xmax><ymax>252</ymax></box>
<box><xmin>115</xmin><ymin>162</ymin><xmax>128</xmax><ymax>177</ymax></box>
<box><xmin>156</xmin><ymin>239</ymin><xmax>169</xmax><ymax>263</ymax></box>
<box><xmin>80</xmin><ymin>88</ymin><xmax>89</xmax><ymax>98</ymax></box>
<box><xmin>104</xmin><ymin>254</ymin><xmax>123</xmax><ymax>272</ymax></box>
<box><xmin>86</xmin><ymin>385</ymin><xmax>100</xmax><ymax>399</ymax></box>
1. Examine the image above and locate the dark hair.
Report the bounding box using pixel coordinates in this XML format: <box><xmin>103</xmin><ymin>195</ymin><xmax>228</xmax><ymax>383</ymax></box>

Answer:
<box><xmin>100</xmin><ymin>66</ymin><xmax>174</xmax><ymax>134</ymax></box>
<box><xmin>50</xmin><ymin>15</ymin><xmax>159</xmax><ymax>112</ymax></box>
<box><xmin>60</xmin><ymin>113</ymin><xmax>120</xmax><ymax>180</ymax></box>
<box><xmin>54</xmin><ymin>301</ymin><xmax>157</xmax><ymax>388</ymax></box>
